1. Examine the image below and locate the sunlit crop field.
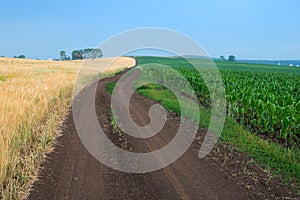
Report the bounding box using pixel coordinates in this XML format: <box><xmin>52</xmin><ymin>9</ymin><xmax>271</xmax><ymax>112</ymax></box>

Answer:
<box><xmin>0</xmin><ymin>57</ymin><xmax>134</xmax><ymax>198</ymax></box>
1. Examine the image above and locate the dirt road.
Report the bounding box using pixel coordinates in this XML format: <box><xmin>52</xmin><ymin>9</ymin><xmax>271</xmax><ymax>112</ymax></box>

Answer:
<box><xmin>28</xmin><ymin>70</ymin><xmax>298</xmax><ymax>200</ymax></box>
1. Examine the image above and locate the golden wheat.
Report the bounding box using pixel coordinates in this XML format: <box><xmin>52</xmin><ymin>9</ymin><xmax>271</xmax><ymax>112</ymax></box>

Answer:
<box><xmin>0</xmin><ymin>57</ymin><xmax>135</xmax><ymax>199</ymax></box>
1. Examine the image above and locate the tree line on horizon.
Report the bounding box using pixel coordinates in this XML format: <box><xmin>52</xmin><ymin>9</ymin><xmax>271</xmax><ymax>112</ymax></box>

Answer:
<box><xmin>13</xmin><ymin>55</ymin><xmax>26</xmax><ymax>59</ymax></box>
<box><xmin>8</xmin><ymin>51</ymin><xmax>235</xmax><ymax>62</ymax></box>
<box><xmin>60</xmin><ymin>48</ymin><xmax>103</xmax><ymax>61</ymax></box>
<box><xmin>220</xmin><ymin>55</ymin><xmax>236</xmax><ymax>62</ymax></box>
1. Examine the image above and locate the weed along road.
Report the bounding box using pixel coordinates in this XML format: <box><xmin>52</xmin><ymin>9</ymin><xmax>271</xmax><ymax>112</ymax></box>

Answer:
<box><xmin>28</xmin><ymin>69</ymin><xmax>297</xmax><ymax>200</ymax></box>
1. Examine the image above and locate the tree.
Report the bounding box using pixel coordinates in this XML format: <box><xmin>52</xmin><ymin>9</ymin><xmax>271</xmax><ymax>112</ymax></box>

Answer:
<box><xmin>228</xmin><ymin>55</ymin><xmax>236</xmax><ymax>62</ymax></box>
<box><xmin>60</xmin><ymin>50</ymin><xmax>67</xmax><ymax>61</ymax></box>
<box><xmin>220</xmin><ymin>55</ymin><xmax>226</xmax><ymax>61</ymax></box>
<box><xmin>71</xmin><ymin>48</ymin><xmax>103</xmax><ymax>60</ymax></box>
<box><xmin>89</xmin><ymin>48</ymin><xmax>102</xmax><ymax>59</ymax></box>
<box><xmin>72</xmin><ymin>50</ymin><xmax>84</xmax><ymax>60</ymax></box>
<box><xmin>14</xmin><ymin>55</ymin><xmax>25</xmax><ymax>59</ymax></box>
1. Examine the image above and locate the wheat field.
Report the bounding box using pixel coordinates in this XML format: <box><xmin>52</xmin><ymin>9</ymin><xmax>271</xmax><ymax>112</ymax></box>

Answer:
<box><xmin>0</xmin><ymin>57</ymin><xmax>135</xmax><ymax>199</ymax></box>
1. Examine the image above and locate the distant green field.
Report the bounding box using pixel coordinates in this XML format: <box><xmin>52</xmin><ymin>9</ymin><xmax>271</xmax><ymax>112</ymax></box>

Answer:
<box><xmin>138</xmin><ymin>56</ymin><xmax>300</xmax><ymax>73</ymax></box>
<box><xmin>215</xmin><ymin>60</ymin><xmax>300</xmax><ymax>73</ymax></box>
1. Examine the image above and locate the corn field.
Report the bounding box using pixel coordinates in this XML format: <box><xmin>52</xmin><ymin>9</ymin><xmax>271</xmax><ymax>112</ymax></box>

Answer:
<box><xmin>138</xmin><ymin>56</ymin><xmax>300</xmax><ymax>146</ymax></box>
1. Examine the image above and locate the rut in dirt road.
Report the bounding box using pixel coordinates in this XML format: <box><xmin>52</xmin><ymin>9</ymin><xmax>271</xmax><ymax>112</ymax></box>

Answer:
<box><xmin>28</xmin><ymin>69</ymin><xmax>297</xmax><ymax>200</ymax></box>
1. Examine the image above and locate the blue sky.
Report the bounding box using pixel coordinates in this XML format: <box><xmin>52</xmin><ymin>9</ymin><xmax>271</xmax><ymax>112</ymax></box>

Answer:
<box><xmin>0</xmin><ymin>0</ymin><xmax>299</xmax><ymax>60</ymax></box>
